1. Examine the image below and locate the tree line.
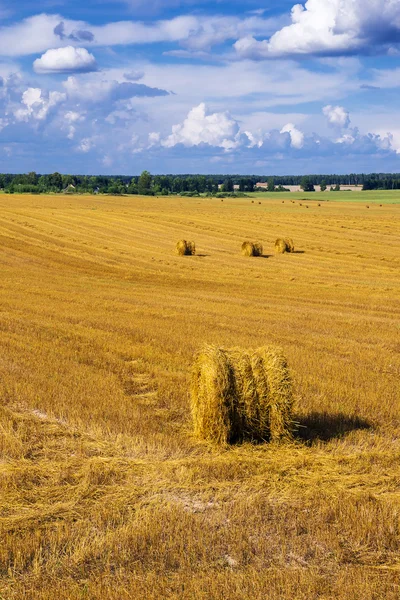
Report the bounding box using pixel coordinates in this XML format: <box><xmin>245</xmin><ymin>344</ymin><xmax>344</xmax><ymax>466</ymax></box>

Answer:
<box><xmin>1</xmin><ymin>171</ymin><xmax>399</xmax><ymax>195</ymax></box>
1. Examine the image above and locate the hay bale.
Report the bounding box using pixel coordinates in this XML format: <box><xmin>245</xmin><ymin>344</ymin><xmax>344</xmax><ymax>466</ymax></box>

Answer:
<box><xmin>241</xmin><ymin>241</ymin><xmax>263</xmax><ymax>257</ymax></box>
<box><xmin>191</xmin><ymin>345</ymin><xmax>293</xmax><ymax>444</ymax></box>
<box><xmin>284</xmin><ymin>238</ymin><xmax>295</xmax><ymax>253</ymax></box>
<box><xmin>275</xmin><ymin>238</ymin><xmax>294</xmax><ymax>254</ymax></box>
<box><xmin>187</xmin><ymin>241</ymin><xmax>196</xmax><ymax>255</ymax></box>
<box><xmin>176</xmin><ymin>240</ymin><xmax>196</xmax><ymax>256</ymax></box>
<box><xmin>275</xmin><ymin>238</ymin><xmax>288</xmax><ymax>254</ymax></box>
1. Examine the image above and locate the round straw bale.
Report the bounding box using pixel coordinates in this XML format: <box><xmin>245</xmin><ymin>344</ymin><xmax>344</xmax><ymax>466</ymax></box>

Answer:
<box><xmin>191</xmin><ymin>345</ymin><xmax>293</xmax><ymax>444</ymax></box>
<box><xmin>187</xmin><ymin>241</ymin><xmax>196</xmax><ymax>255</ymax></box>
<box><xmin>241</xmin><ymin>241</ymin><xmax>263</xmax><ymax>257</ymax></box>
<box><xmin>275</xmin><ymin>238</ymin><xmax>288</xmax><ymax>254</ymax></box>
<box><xmin>176</xmin><ymin>240</ymin><xmax>196</xmax><ymax>256</ymax></box>
<box><xmin>284</xmin><ymin>238</ymin><xmax>295</xmax><ymax>253</ymax></box>
<box><xmin>253</xmin><ymin>242</ymin><xmax>263</xmax><ymax>256</ymax></box>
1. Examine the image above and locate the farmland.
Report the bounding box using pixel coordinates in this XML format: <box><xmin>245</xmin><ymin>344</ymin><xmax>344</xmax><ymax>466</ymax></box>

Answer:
<box><xmin>1</xmin><ymin>192</ymin><xmax>400</xmax><ymax>599</ymax></box>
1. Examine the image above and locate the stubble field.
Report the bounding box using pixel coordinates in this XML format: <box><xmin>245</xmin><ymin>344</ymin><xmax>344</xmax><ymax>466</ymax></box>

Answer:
<box><xmin>0</xmin><ymin>192</ymin><xmax>399</xmax><ymax>599</ymax></box>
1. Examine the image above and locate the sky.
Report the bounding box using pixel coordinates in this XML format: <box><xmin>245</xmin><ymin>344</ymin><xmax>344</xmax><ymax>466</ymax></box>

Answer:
<box><xmin>1</xmin><ymin>0</ymin><xmax>400</xmax><ymax>175</ymax></box>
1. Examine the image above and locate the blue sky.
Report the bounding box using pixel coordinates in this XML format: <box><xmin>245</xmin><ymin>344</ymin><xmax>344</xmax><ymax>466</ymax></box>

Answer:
<box><xmin>1</xmin><ymin>0</ymin><xmax>400</xmax><ymax>175</ymax></box>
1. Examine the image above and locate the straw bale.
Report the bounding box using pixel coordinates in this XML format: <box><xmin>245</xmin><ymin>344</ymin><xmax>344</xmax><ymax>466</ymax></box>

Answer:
<box><xmin>191</xmin><ymin>345</ymin><xmax>293</xmax><ymax>444</ymax></box>
<box><xmin>176</xmin><ymin>240</ymin><xmax>196</xmax><ymax>256</ymax></box>
<box><xmin>241</xmin><ymin>241</ymin><xmax>263</xmax><ymax>257</ymax></box>
<box><xmin>275</xmin><ymin>239</ymin><xmax>288</xmax><ymax>254</ymax></box>
<box><xmin>284</xmin><ymin>238</ymin><xmax>295</xmax><ymax>253</ymax></box>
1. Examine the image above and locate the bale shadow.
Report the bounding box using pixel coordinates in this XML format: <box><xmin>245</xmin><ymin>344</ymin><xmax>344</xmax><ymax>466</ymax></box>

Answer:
<box><xmin>195</xmin><ymin>254</ymin><xmax>209</xmax><ymax>258</ymax></box>
<box><xmin>295</xmin><ymin>411</ymin><xmax>372</xmax><ymax>444</ymax></box>
<box><xmin>259</xmin><ymin>254</ymin><xmax>272</xmax><ymax>259</ymax></box>
<box><xmin>292</xmin><ymin>250</ymin><xmax>305</xmax><ymax>254</ymax></box>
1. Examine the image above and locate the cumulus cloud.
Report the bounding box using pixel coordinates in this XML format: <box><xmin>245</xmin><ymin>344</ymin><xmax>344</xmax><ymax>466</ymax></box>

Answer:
<box><xmin>152</xmin><ymin>102</ymin><xmax>393</xmax><ymax>161</ymax></box>
<box><xmin>323</xmin><ymin>104</ymin><xmax>351</xmax><ymax>128</ymax></box>
<box><xmin>33</xmin><ymin>47</ymin><xmax>98</xmax><ymax>74</ymax></box>
<box><xmin>234</xmin><ymin>0</ymin><xmax>400</xmax><ymax>59</ymax></box>
<box><xmin>13</xmin><ymin>87</ymin><xmax>66</xmax><ymax>122</ymax></box>
<box><xmin>280</xmin><ymin>123</ymin><xmax>305</xmax><ymax>149</ymax></box>
<box><xmin>161</xmin><ymin>103</ymin><xmax>241</xmax><ymax>150</ymax></box>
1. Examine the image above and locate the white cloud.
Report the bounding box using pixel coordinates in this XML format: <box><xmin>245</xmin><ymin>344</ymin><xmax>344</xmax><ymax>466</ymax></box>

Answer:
<box><xmin>234</xmin><ymin>0</ymin><xmax>400</xmax><ymax>59</ymax></box>
<box><xmin>280</xmin><ymin>123</ymin><xmax>304</xmax><ymax>148</ymax></box>
<box><xmin>64</xmin><ymin>110</ymin><xmax>85</xmax><ymax>139</ymax></box>
<box><xmin>148</xmin><ymin>131</ymin><xmax>161</xmax><ymax>147</ymax></box>
<box><xmin>323</xmin><ymin>104</ymin><xmax>350</xmax><ymax>128</ymax></box>
<box><xmin>77</xmin><ymin>137</ymin><xmax>94</xmax><ymax>153</ymax></box>
<box><xmin>63</xmin><ymin>75</ymin><xmax>168</xmax><ymax>104</ymax></box>
<box><xmin>33</xmin><ymin>46</ymin><xmax>98</xmax><ymax>74</ymax></box>
<box><xmin>0</xmin><ymin>12</ymin><xmax>281</xmax><ymax>57</ymax></box>
<box><xmin>13</xmin><ymin>87</ymin><xmax>66</xmax><ymax>122</ymax></box>
<box><xmin>161</xmin><ymin>103</ymin><xmax>240</xmax><ymax>149</ymax></box>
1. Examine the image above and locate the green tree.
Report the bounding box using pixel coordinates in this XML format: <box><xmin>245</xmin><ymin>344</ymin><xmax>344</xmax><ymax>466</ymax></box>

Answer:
<box><xmin>138</xmin><ymin>171</ymin><xmax>153</xmax><ymax>195</ymax></box>
<box><xmin>48</xmin><ymin>172</ymin><xmax>63</xmax><ymax>191</ymax></box>
<box><xmin>300</xmin><ymin>176</ymin><xmax>315</xmax><ymax>192</ymax></box>
<box><xmin>267</xmin><ymin>178</ymin><xmax>275</xmax><ymax>192</ymax></box>
<box><xmin>222</xmin><ymin>178</ymin><xmax>234</xmax><ymax>193</ymax></box>
<box><xmin>320</xmin><ymin>180</ymin><xmax>327</xmax><ymax>192</ymax></box>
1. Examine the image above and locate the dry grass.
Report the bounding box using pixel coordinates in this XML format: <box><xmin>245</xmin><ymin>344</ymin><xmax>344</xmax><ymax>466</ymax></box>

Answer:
<box><xmin>0</xmin><ymin>193</ymin><xmax>400</xmax><ymax>599</ymax></box>
<box><xmin>191</xmin><ymin>344</ymin><xmax>293</xmax><ymax>444</ymax></box>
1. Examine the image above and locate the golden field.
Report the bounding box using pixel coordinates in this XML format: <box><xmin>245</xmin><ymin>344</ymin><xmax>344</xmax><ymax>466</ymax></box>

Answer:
<box><xmin>0</xmin><ymin>193</ymin><xmax>399</xmax><ymax>599</ymax></box>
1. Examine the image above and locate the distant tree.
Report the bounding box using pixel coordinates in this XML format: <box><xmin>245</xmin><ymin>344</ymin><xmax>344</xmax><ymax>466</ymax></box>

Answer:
<box><xmin>320</xmin><ymin>180</ymin><xmax>327</xmax><ymax>192</ymax></box>
<box><xmin>47</xmin><ymin>172</ymin><xmax>63</xmax><ymax>191</ymax></box>
<box><xmin>138</xmin><ymin>170</ymin><xmax>153</xmax><ymax>195</ymax></box>
<box><xmin>334</xmin><ymin>184</ymin><xmax>341</xmax><ymax>191</ymax></box>
<box><xmin>222</xmin><ymin>178</ymin><xmax>234</xmax><ymax>193</ymax></box>
<box><xmin>26</xmin><ymin>172</ymin><xmax>38</xmax><ymax>186</ymax></box>
<box><xmin>300</xmin><ymin>176</ymin><xmax>315</xmax><ymax>192</ymax></box>
<box><xmin>267</xmin><ymin>178</ymin><xmax>275</xmax><ymax>192</ymax></box>
<box><xmin>127</xmin><ymin>178</ymin><xmax>138</xmax><ymax>194</ymax></box>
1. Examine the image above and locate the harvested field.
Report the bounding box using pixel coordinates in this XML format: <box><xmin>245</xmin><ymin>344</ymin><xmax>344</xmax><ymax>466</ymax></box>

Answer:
<box><xmin>0</xmin><ymin>193</ymin><xmax>400</xmax><ymax>599</ymax></box>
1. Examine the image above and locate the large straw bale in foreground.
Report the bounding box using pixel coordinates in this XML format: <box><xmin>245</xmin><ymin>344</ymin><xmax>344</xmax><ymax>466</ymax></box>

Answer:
<box><xmin>191</xmin><ymin>345</ymin><xmax>293</xmax><ymax>444</ymax></box>
<box><xmin>176</xmin><ymin>240</ymin><xmax>196</xmax><ymax>256</ymax></box>
<box><xmin>241</xmin><ymin>241</ymin><xmax>263</xmax><ymax>257</ymax></box>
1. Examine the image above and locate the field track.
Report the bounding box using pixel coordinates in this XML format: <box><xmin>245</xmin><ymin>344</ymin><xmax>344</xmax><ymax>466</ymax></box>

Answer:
<box><xmin>1</xmin><ymin>193</ymin><xmax>400</xmax><ymax>599</ymax></box>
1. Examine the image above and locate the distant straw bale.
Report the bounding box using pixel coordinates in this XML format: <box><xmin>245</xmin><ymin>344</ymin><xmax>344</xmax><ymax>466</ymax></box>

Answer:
<box><xmin>191</xmin><ymin>345</ymin><xmax>293</xmax><ymax>444</ymax></box>
<box><xmin>241</xmin><ymin>241</ymin><xmax>263</xmax><ymax>257</ymax></box>
<box><xmin>284</xmin><ymin>238</ymin><xmax>295</xmax><ymax>253</ymax></box>
<box><xmin>275</xmin><ymin>239</ymin><xmax>288</xmax><ymax>254</ymax></box>
<box><xmin>275</xmin><ymin>238</ymin><xmax>294</xmax><ymax>254</ymax></box>
<box><xmin>176</xmin><ymin>240</ymin><xmax>196</xmax><ymax>256</ymax></box>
